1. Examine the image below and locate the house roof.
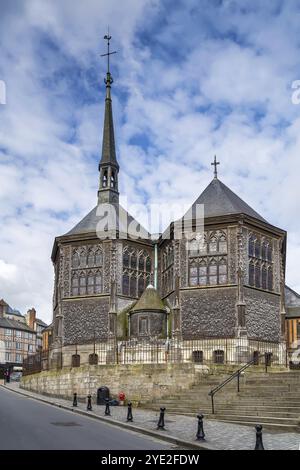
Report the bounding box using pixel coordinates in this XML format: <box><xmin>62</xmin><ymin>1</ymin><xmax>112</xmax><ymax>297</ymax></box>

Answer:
<box><xmin>0</xmin><ymin>317</ymin><xmax>36</xmax><ymax>333</ymax></box>
<box><xmin>183</xmin><ymin>178</ymin><xmax>267</xmax><ymax>222</ymax></box>
<box><xmin>63</xmin><ymin>203</ymin><xmax>150</xmax><ymax>240</ymax></box>
<box><xmin>285</xmin><ymin>285</ymin><xmax>300</xmax><ymax>308</ymax></box>
<box><xmin>131</xmin><ymin>285</ymin><xmax>166</xmax><ymax>313</ymax></box>
<box><xmin>36</xmin><ymin>318</ymin><xmax>48</xmax><ymax>328</ymax></box>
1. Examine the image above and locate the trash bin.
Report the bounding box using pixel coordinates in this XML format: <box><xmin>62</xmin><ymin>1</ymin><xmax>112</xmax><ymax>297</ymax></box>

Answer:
<box><xmin>97</xmin><ymin>386</ymin><xmax>110</xmax><ymax>405</ymax></box>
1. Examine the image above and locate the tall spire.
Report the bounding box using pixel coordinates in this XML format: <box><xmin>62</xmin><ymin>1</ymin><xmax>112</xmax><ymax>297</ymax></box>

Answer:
<box><xmin>98</xmin><ymin>32</ymin><xmax>119</xmax><ymax>204</ymax></box>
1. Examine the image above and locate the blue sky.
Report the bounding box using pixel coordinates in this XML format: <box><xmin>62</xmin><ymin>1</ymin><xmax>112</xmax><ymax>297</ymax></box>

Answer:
<box><xmin>1</xmin><ymin>0</ymin><xmax>300</xmax><ymax>322</ymax></box>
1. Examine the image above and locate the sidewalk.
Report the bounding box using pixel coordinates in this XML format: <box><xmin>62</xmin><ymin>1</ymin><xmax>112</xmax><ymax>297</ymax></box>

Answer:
<box><xmin>3</xmin><ymin>382</ymin><xmax>300</xmax><ymax>450</ymax></box>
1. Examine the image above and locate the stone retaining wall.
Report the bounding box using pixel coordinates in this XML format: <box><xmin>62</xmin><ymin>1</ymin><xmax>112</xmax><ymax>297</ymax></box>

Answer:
<box><xmin>21</xmin><ymin>363</ymin><xmax>203</xmax><ymax>403</ymax></box>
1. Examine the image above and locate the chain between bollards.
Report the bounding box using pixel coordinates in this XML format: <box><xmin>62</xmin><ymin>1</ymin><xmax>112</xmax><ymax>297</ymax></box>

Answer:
<box><xmin>127</xmin><ymin>402</ymin><xmax>133</xmax><ymax>422</ymax></box>
<box><xmin>196</xmin><ymin>414</ymin><xmax>205</xmax><ymax>441</ymax></box>
<box><xmin>72</xmin><ymin>392</ymin><xmax>77</xmax><ymax>407</ymax></box>
<box><xmin>254</xmin><ymin>424</ymin><xmax>265</xmax><ymax>450</ymax></box>
<box><xmin>87</xmin><ymin>394</ymin><xmax>92</xmax><ymax>411</ymax></box>
<box><xmin>105</xmin><ymin>398</ymin><xmax>111</xmax><ymax>416</ymax></box>
<box><xmin>157</xmin><ymin>407</ymin><xmax>166</xmax><ymax>430</ymax></box>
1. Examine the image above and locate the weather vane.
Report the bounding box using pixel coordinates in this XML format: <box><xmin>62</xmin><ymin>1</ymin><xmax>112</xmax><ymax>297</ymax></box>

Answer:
<box><xmin>211</xmin><ymin>155</ymin><xmax>220</xmax><ymax>179</ymax></box>
<box><xmin>101</xmin><ymin>28</ymin><xmax>117</xmax><ymax>86</ymax></box>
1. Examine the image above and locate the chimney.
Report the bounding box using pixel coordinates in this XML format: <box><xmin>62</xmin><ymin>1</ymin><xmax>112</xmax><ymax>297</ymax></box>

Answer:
<box><xmin>26</xmin><ymin>308</ymin><xmax>36</xmax><ymax>329</ymax></box>
<box><xmin>0</xmin><ymin>299</ymin><xmax>8</xmax><ymax>318</ymax></box>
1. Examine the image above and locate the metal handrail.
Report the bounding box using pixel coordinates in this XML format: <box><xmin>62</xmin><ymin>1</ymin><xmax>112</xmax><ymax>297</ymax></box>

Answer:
<box><xmin>208</xmin><ymin>352</ymin><xmax>271</xmax><ymax>414</ymax></box>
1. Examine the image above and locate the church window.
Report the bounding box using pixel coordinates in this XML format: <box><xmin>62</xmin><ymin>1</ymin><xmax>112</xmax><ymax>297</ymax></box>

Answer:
<box><xmin>262</xmin><ymin>265</ymin><xmax>267</xmax><ymax>290</ymax></box>
<box><xmin>95</xmin><ymin>274</ymin><xmax>102</xmax><ymax>294</ymax></box>
<box><xmin>80</xmin><ymin>250</ymin><xmax>86</xmax><ymax>267</ymax></box>
<box><xmin>249</xmin><ymin>262</ymin><xmax>255</xmax><ymax>287</ymax></box>
<box><xmin>255</xmin><ymin>239</ymin><xmax>261</xmax><ymax>259</ymax></box>
<box><xmin>261</xmin><ymin>242</ymin><xmax>267</xmax><ymax>261</ymax></box>
<box><xmin>219</xmin><ymin>258</ymin><xmax>227</xmax><ymax>284</ymax></box>
<box><xmin>209</xmin><ymin>235</ymin><xmax>218</xmax><ymax>253</ymax></box>
<box><xmin>110</xmin><ymin>171</ymin><xmax>115</xmax><ymax>188</ymax></box>
<box><xmin>123</xmin><ymin>251</ymin><xmax>130</xmax><ymax>267</ymax></box>
<box><xmin>87</xmin><ymin>250</ymin><xmax>94</xmax><ymax>267</ymax></box>
<box><xmin>72</xmin><ymin>252</ymin><xmax>80</xmax><ymax>269</ymax></box>
<box><xmin>255</xmin><ymin>264</ymin><xmax>261</xmax><ymax>288</ymax></box>
<box><xmin>139</xmin><ymin>317</ymin><xmax>149</xmax><ymax>335</ymax></box>
<box><xmin>138</xmin><ymin>275</ymin><xmax>145</xmax><ymax>297</ymax></box>
<box><xmin>146</xmin><ymin>257</ymin><xmax>151</xmax><ymax>272</ymax></box>
<box><xmin>189</xmin><ymin>262</ymin><xmax>198</xmax><ymax>286</ymax></box>
<box><xmin>130</xmin><ymin>274</ymin><xmax>137</xmax><ymax>297</ymax></box>
<box><xmin>71</xmin><ymin>275</ymin><xmax>79</xmax><ymax>296</ymax></box>
<box><xmin>87</xmin><ymin>274</ymin><xmax>94</xmax><ymax>294</ymax></box>
<box><xmin>122</xmin><ymin>273</ymin><xmax>129</xmax><ymax>296</ymax></box>
<box><xmin>139</xmin><ymin>255</ymin><xmax>145</xmax><ymax>271</ymax></box>
<box><xmin>249</xmin><ymin>235</ymin><xmax>255</xmax><ymax>257</ymax></box>
<box><xmin>131</xmin><ymin>253</ymin><xmax>137</xmax><ymax>270</ymax></box>
<box><xmin>268</xmin><ymin>267</ymin><xmax>273</xmax><ymax>291</ymax></box>
<box><xmin>79</xmin><ymin>273</ymin><xmax>86</xmax><ymax>295</ymax></box>
<box><xmin>267</xmin><ymin>244</ymin><xmax>272</xmax><ymax>262</ymax></box>
<box><xmin>208</xmin><ymin>260</ymin><xmax>217</xmax><ymax>285</ymax></box>
<box><xmin>218</xmin><ymin>233</ymin><xmax>227</xmax><ymax>253</ymax></box>
<box><xmin>189</xmin><ymin>239</ymin><xmax>199</xmax><ymax>255</ymax></box>
<box><xmin>95</xmin><ymin>249</ymin><xmax>102</xmax><ymax>266</ymax></box>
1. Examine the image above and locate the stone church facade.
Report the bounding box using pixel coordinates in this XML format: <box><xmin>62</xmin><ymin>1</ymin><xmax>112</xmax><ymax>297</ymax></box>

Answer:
<box><xmin>50</xmin><ymin>60</ymin><xmax>287</xmax><ymax>352</ymax></box>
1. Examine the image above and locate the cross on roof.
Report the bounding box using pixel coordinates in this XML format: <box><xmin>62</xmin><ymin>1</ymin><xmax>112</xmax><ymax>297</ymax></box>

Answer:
<box><xmin>211</xmin><ymin>155</ymin><xmax>220</xmax><ymax>179</ymax></box>
<box><xmin>101</xmin><ymin>29</ymin><xmax>117</xmax><ymax>85</ymax></box>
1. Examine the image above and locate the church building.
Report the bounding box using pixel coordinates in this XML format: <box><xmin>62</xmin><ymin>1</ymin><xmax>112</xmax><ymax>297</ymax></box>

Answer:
<box><xmin>50</xmin><ymin>38</ymin><xmax>287</xmax><ymax>357</ymax></box>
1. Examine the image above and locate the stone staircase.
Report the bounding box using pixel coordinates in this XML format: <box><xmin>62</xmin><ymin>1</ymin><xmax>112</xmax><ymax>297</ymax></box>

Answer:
<box><xmin>142</xmin><ymin>371</ymin><xmax>300</xmax><ymax>431</ymax></box>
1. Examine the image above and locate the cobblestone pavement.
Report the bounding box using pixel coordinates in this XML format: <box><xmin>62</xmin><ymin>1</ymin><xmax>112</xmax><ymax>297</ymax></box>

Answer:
<box><xmin>3</xmin><ymin>383</ymin><xmax>300</xmax><ymax>450</ymax></box>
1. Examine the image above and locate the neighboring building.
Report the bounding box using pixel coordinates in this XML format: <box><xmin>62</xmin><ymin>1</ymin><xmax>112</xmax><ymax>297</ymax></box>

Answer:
<box><xmin>0</xmin><ymin>300</ymin><xmax>48</xmax><ymax>371</ymax></box>
<box><xmin>42</xmin><ymin>323</ymin><xmax>53</xmax><ymax>351</ymax></box>
<box><xmin>25</xmin><ymin>308</ymin><xmax>48</xmax><ymax>350</ymax></box>
<box><xmin>285</xmin><ymin>286</ymin><xmax>300</xmax><ymax>350</ymax></box>
<box><xmin>50</xmin><ymin>43</ymin><xmax>287</xmax><ymax>352</ymax></box>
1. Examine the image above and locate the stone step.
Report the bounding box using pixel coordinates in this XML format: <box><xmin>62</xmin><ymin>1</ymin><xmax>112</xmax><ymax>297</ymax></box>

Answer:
<box><xmin>147</xmin><ymin>405</ymin><xmax>300</xmax><ymax>418</ymax></box>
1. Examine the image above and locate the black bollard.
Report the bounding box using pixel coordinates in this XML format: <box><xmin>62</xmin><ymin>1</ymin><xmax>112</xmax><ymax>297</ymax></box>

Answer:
<box><xmin>72</xmin><ymin>392</ymin><xmax>78</xmax><ymax>407</ymax></box>
<box><xmin>196</xmin><ymin>414</ymin><xmax>205</xmax><ymax>441</ymax></box>
<box><xmin>254</xmin><ymin>424</ymin><xmax>265</xmax><ymax>450</ymax></box>
<box><xmin>87</xmin><ymin>394</ymin><xmax>92</xmax><ymax>411</ymax></box>
<box><xmin>105</xmin><ymin>398</ymin><xmax>111</xmax><ymax>416</ymax></box>
<box><xmin>127</xmin><ymin>402</ymin><xmax>133</xmax><ymax>422</ymax></box>
<box><xmin>157</xmin><ymin>407</ymin><xmax>166</xmax><ymax>430</ymax></box>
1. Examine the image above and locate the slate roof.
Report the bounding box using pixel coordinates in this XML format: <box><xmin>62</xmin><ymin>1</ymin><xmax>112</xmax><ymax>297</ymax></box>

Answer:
<box><xmin>64</xmin><ymin>203</ymin><xmax>150</xmax><ymax>240</ymax></box>
<box><xmin>285</xmin><ymin>286</ymin><xmax>300</xmax><ymax>318</ymax></box>
<box><xmin>36</xmin><ymin>318</ymin><xmax>48</xmax><ymax>328</ymax></box>
<box><xmin>131</xmin><ymin>285</ymin><xmax>166</xmax><ymax>312</ymax></box>
<box><xmin>0</xmin><ymin>317</ymin><xmax>36</xmax><ymax>333</ymax></box>
<box><xmin>183</xmin><ymin>178</ymin><xmax>267</xmax><ymax>222</ymax></box>
<box><xmin>100</xmin><ymin>92</ymin><xmax>119</xmax><ymax>168</ymax></box>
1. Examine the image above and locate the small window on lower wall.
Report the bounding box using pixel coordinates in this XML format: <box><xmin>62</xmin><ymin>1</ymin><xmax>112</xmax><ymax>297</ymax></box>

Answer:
<box><xmin>71</xmin><ymin>354</ymin><xmax>80</xmax><ymax>367</ymax></box>
<box><xmin>192</xmin><ymin>351</ymin><xmax>203</xmax><ymax>363</ymax></box>
<box><xmin>213</xmin><ymin>350</ymin><xmax>224</xmax><ymax>364</ymax></box>
<box><xmin>89</xmin><ymin>353</ymin><xmax>98</xmax><ymax>365</ymax></box>
<box><xmin>139</xmin><ymin>317</ymin><xmax>149</xmax><ymax>335</ymax></box>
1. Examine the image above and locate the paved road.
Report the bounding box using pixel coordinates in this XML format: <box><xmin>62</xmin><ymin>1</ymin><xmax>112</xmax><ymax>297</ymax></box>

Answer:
<box><xmin>0</xmin><ymin>387</ymin><xmax>172</xmax><ymax>450</ymax></box>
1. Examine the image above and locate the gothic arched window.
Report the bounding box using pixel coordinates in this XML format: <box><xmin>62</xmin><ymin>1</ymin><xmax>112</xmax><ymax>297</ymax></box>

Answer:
<box><xmin>219</xmin><ymin>258</ymin><xmax>227</xmax><ymax>284</ymax></box>
<box><xmin>249</xmin><ymin>235</ymin><xmax>255</xmax><ymax>257</ymax></box>
<box><xmin>87</xmin><ymin>273</ymin><xmax>94</xmax><ymax>294</ymax></box>
<box><xmin>102</xmin><ymin>169</ymin><xmax>108</xmax><ymax>188</ymax></box>
<box><xmin>249</xmin><ymin>262</ymin><xmax>255</xmax><ymax>286</ymax></box>
<box><xmin>95</xmin><ymin>273</ymin><xmax>102</xmax><ymax>294</ymax></box>
<box><xmin>87</xmin><ymin>250</ymin><xmax>94</xmax><ymax>267</ymax></box>
<box><xmin>218</xmin><ymin>233</ymin><xmax>227</xmax><ymax>253</ymax></box>
<box><xmin>123</xmin><ymin>251</ymin><xmax>130</xmax><ymax>268</ymax></box>
<box><xmin>208</xmin><ymin>259</ymin><xmax>217</xmax><ymax>285</ymax></box>
<box><xmin>79</xmin><ymin>272</ymin><xmax>86</xmax><ymax>295</ymax></box>
<box><xmin>209</xmin><ymin>235</ymin><xmax>217</xmax><ymax>254</ymax></box>
<box><xmin>131</xmin><ymin>253</ymin><xmax>137</xmax><ymax>270</ymax></box>
<box><xmin>189</xmin><ymin>261</ymin><xmax>198</xmax><ymax>286</ymax></box>
<box><xmin>130</xmin><ymin>274</ymin><xmax>137</xmax><ymax>297</ymax></box>
<box><xmin>199</xmin><ymin>259</ymin><xmax>207</xmax><ymax>286</ymax></box>
<box><xmin>122</xmin><ymin>272</ymin><xmax>129</xmax><ymax>296</ymax></box>
<box><xmin>261</xmin><ymin>242</ymin><xmax>267</xmax><ymax>261</ymax></box>
<box><xmin>255</xmin><ymin>239</ymin><xmax>261</xmax><ymax>259</ymax></box>
<box><xmin>71</xmin><ymin>275</ymin><xmax>79</xmax><ymax>296</ymax></box>
<box><xmin>267</xmin><ymin>244</ymin><xmax>272</xmax><ymax>262</ymax></box>
<box><xmin>80</xmin><ymin>250</ymin><xmax>86</xmax><ymax>268</ymax></box>
<box><xmin>111</xmin><ymin>171</ymin><xmax>115</xmax><ymax>188</ymax></box>
<box><xmin>138</xmin><ymin>275</ymin><xmax>145</xmax><ymax>297</ymax></box>
<box><xmin>138</xmin><ymin>255</ymin><xmax>145</xmax><ymax>272</ymax></box>
<box><xmin>255</xmin><ymin>264</ymin><xmax>261</xmax><ymax>288</ymax></box>
<box><xmin>95</xmin><ymin>249</ymin><xmax>102</xmax><ymax>266</ymax></box>
<box><xmin>268</xmin><ymin>267</ymin><xmax>273</xmax><ymax>291</ymax></box>
<box><xmin>72</xmin><ymin>252</ymin><xmax>80</xmax><ymax>269</ymax></box>
<box><xmin>146</xmin><ymin>257</ymin><xmax>151</xmax><ymax>272</ymax></box>
<box><xmin>262</xmin><ymin>265</ymin><xmax>267</xmax><ymax>290</ymax></box>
